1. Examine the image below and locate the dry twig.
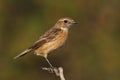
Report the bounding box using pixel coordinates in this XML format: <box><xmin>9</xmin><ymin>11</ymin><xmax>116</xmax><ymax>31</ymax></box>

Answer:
<box><xmin>42</xmin><ymin>67</ymin><xmax>65</xmax><ymax>80</ymax></box>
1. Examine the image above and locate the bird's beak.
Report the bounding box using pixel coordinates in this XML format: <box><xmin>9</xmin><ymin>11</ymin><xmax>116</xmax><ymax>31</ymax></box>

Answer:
<box><xmin>73</xmin><ymin>21</ymin><xmax>78</xmax><ymax>24</ymax></box>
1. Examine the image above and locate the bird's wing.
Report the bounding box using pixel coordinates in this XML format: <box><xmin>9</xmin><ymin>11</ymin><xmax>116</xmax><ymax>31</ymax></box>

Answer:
<box><xmin>40</xmin><ymin>28</ymin><xmax>62</xmax><ymax>41</ymax></box>
<box><xmin>29</xmin><ymin>28</ymin><xmax>62</xmax><ymax>49</ymax></box>
<box><xmin>14</xmin><ymin>28</ymin><xmax>62</xmax><ymax>59</ymax></box>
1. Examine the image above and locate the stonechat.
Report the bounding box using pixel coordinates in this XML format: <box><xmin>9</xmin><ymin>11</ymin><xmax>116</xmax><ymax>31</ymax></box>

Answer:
<box><xmin>14</xmin><ymin>17</ymin><xmax>77</xmax><ymax>69</ymax></box>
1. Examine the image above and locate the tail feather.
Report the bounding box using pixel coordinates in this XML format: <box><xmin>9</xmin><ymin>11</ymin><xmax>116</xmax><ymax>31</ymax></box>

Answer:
<box><xmin>14</xmin><ymin>49</ymin><xmax>33</xmax><ymax>59</ymax></box>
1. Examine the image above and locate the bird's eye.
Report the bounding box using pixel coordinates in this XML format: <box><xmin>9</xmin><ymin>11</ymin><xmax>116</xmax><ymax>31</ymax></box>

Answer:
<box><xmin>64</xmin><ymin>20</ymin><xmax>68</xmax><ymax>23</ymax></box>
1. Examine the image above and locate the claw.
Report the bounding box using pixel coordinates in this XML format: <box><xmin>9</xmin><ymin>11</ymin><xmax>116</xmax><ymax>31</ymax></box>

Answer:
<box><xmin>42</xmin><ymin>67</ymin><xmax>54</xmax><ymax>73</ymax></box>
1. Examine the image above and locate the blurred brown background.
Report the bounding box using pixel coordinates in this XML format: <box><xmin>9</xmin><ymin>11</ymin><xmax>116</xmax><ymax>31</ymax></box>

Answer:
<box><xmin>0</xmin><ymin>0</ymin><xmax>120</xmax><ymax>80</ymax></box>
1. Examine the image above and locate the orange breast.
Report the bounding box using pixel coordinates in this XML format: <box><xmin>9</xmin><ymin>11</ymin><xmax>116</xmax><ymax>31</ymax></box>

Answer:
<box><xmin>35</xmin><ymin>30</ymin><xmax>68</xmax><ymax>57</ymax></box>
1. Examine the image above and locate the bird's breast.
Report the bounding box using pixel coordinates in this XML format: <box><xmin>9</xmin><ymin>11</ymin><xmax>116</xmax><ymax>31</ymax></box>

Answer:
<box><xmin>35</xmin><ymin>30</ymin><xmax>68</xmax><ymax>56</ymax></box>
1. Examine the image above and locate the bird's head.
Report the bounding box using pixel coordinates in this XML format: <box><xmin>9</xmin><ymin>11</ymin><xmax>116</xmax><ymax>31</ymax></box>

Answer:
<box><xmin>55</xmin><ymin>17</ymin><xmax>77</xmax><ymax>30</ymax></box>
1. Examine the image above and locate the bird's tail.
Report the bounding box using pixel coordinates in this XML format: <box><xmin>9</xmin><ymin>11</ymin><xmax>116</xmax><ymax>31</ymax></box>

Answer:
<box><xmin>14</xmin><ymin>49</ymin><xmax>33</xmax><ymax>59</ymax></box>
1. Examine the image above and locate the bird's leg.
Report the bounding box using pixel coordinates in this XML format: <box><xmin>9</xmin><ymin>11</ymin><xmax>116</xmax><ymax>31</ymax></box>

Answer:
<box><xmin>45</xmin><ymin>58</ymin><xmax>54</xmax><ymax>68</ymax></box>
<box><xmin>45</xmin><ymin>57</ymin><xmax>54</xmax><ymax>73</ymax></box>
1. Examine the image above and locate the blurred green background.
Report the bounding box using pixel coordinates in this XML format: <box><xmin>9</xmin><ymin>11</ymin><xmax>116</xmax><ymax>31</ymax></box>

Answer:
<box><xmin>0</xmin><ymin>0</ymin><xmax>120</xmax><ymax>80</ymax></box>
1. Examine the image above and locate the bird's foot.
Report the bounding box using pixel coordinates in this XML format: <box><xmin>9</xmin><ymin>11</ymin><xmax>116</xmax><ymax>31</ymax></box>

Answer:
<box><xmin>42</xmin><ymin>67</ymin><xmax>55</xmax><ymax>73</ymax></box>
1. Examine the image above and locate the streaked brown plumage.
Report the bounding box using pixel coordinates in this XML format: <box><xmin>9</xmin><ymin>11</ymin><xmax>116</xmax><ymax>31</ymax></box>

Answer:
<box><xmin>14</xmin><ymin>17</ymin><xmax>77</xmax><ymax>69</ymax></box>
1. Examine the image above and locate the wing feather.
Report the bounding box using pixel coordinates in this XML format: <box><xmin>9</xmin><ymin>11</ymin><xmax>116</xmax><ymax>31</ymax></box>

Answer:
<box><xmin>14</xmin><ymin>28</ymin><xmax>62</xmax><ymax>59</ymax></box>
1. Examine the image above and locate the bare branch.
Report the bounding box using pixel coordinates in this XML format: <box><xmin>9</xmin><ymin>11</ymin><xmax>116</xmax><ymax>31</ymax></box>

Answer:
<box><xmin>42</xmin><ymin>67</ymin><xmax>65</xmax><ymax>80</ymax></box>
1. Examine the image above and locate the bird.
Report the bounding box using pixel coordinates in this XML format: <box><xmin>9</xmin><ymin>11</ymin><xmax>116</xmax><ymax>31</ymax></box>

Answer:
<box><xmin>14</xmin><ymin>17</ymin><xmax>77</xmax><ymax>70</ymax></box>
